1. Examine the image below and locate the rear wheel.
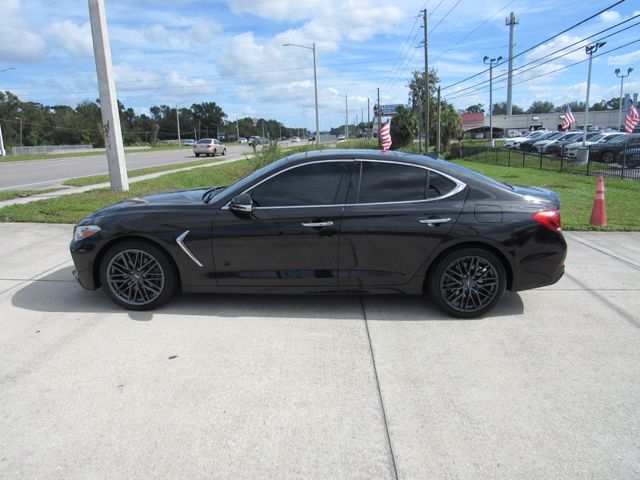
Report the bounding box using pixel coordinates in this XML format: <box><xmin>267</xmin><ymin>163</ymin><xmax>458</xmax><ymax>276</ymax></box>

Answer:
<box><xmin>212</xmin><ymin>149</ymin><xmax>217</xmax><ymax>157</ymax></box>
<box><xmin>602</xmin><ymin>151</ymin><xmax>615</xmax><ymax>163</ymax></box>
<box><xmin>195</xmin><ymin>153</ymin><xmax>200</xmax><ymax>157</ymax></box>
<box><xmin>99</xmin><ymin>240</ymin><xmax>177</xmax><ymax>311</ymax></box>
<box><xmin>222</xmin><ymin>148</ymin><xmax>226</xmax><ymax>155</ymax></box>
<box><xmin>428</xmin><ymin>248</ymin><xmax>506</xmax><ymax>318</ymax></box>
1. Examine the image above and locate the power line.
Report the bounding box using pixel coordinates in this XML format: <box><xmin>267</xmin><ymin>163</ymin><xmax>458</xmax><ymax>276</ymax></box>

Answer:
<box><xmin>441</xmin><ymin>0</ymin><xmax>515</xmax><ymax>54</ymax></box>
<box><xmin>429</xmin><ymin>0</ymin><xmax>464</xmax><ymax>35</ymax></box>
<box><xmin>444</xmin><ymin>37</ymin><xmax>640</xmax><ymax>103</ymax></box>
<box><xmin>441</xmin><ymin>0</ymin><xmax>625</xmax><ymax>91</ymax></box>
<box><xmin>444</xmin><ymin>15</ymin><xmax>640</xmax><ymax>98</ymax></box>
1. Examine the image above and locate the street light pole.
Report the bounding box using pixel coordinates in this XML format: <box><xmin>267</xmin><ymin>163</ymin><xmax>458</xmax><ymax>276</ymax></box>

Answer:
<box><xmin>483</xmin><ymin>56</ymin><xmax>502</xmax><ymax>145</ymax></box>
<box><xmin>583</xmin><ymin>42</ymin><xmax>606</xmax><ymax>146</ymax></box>
<box><xmin>615</xmin><ymin>67</ymin><xmax>633</xmax><ymax>132</ymax></box>
<box><xmin>283</xmin><ymin>42</ymin><xmax>320</xmax><ymax>145</ymax></box>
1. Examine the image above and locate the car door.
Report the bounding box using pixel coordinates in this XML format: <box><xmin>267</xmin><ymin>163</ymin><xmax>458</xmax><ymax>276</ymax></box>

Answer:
<box><xmin>212</xmin><ymin>160</ymin><xmax>353</xmax><ymax>287</ymax></box>
<box><xmin>338</xmin><ymin>160</ymin><xmax>467</xmax><ymax>288</ymax></box>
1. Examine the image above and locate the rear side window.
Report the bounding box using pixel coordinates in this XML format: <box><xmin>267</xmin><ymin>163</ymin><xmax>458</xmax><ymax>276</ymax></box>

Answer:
<box><xmin>356</xmin><ymin>162</ymin><xmax>458</xmax><ymax>203</ymax></box>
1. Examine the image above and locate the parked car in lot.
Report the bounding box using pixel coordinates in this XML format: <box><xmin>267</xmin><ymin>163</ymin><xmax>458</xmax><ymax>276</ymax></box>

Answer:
<box><xmin>530</xmin><ymin>132</ymin><xmax>568</xmax><ymax>152</ymax></box>
<box><xmin>589</xmin><ymin>133</ymin><xmax>640</xmax><ymax>165</ymax></box>
<box><xmin>544</xmin><ymin>132</ymin><xmax>597</xmax><ymax>155</ymax></box>
<box><xmin>69</xmin><ymin>149</ymin><xmax>566</xmax><ymax>318</ymax></box>
<box><xmin>564</xmin><ymin>132</ymin><xmax>626</xmax><ymax>158</ymax></box>
<box><xmin>193</xmin><ymin>138</ymin><xmax>226</xmax><ymax>157</ymax></box>
<box><xmin>503</xmin><ymin>130</ymin><xmax>549</xmax><ymax>149</ymax></box>
<box><xmin>519</xmin><ymin>132</ymin><xmax>561</xmax><ymax>152</ymax></box>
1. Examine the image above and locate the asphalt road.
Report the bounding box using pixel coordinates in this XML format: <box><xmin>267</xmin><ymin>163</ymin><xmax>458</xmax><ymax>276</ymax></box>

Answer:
<box><xmin>1</xmin><ymin>225</ymin><xmax>639</xmax><ymax>479</ymax></box>
<box><xmin>0</xmin><ymin>145</ymin><xmax>253</xmax><ymax>190</ymax></box>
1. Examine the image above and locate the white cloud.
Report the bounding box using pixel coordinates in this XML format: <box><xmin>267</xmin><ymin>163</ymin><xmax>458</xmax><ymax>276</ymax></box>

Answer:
<box><xmin>47</xmin><ymin>21</ymin><xmax>93</xmax><ymax>57</ymax></box>
<box><xmin>600</xmin><ymin>11</ymin><xmax>621</xmax><ymax>22</ymax></box>
<box><xmin>0</xmin><ymin>0</ymin><xmax>48</xmax><ymax>61</ymax></box>
<box><xmin>607</xmin><ymin>49</ymin><xmax>640</xmax><ymax>65</ymax></box>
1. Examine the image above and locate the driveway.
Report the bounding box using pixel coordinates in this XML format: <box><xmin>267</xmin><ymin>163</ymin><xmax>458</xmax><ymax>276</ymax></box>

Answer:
<box><xmin>0</xmin><ymin>224</ymin><xmax>638</xmax><ymax>479</ymax></box>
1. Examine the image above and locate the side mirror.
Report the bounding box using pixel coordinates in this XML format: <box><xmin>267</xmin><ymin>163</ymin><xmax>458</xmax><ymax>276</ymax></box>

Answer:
<box><xmin>230</xmin><ymin>193</ymin><xmax>254</xmax><ymax>214</ymax></box>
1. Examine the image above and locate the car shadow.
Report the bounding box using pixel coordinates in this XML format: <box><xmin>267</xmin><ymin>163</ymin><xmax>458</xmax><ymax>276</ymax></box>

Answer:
<box><xmin>10</xmin><ymin>266</ymin><xmax>524</xmax><ymax>321</ymax></box>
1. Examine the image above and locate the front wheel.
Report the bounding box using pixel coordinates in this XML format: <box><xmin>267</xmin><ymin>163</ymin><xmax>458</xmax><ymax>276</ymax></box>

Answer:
<box><xmin>602</xmin><ymin>151</ymin><xmax>614</xmax><ymax>163</ymax></box>
<box><xmin>99</xmin><ymin>240</ymin><xmax>177</xmax><ymax>311</ymax></box>
<box><xmin>222</xmin><ymin>148</ymin><xmax>226</xmax><ymax>155</ymax></box>
<box><xmin>195</xmin><ymin>153</ymin><xmax>200</xmax><ymax>157</ymax></box>
<box><xmin>428</xmin><ymin>248</ymin><xmax>506</xmax><ymax>318</ymax></box>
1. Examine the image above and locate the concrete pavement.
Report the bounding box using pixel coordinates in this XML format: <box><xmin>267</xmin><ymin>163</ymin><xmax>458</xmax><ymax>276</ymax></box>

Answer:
<box><xmin>0</xmin><ymin>224</ymin><xmax>639</xmax><ymax>479</ymax></box>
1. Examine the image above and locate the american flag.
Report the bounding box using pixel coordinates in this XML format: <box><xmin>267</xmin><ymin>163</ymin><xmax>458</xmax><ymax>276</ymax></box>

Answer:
<box><xmin>380</xmin><ymin>120</ymin><xmax>392</xmax><ymax>151</ymax></box>
<box><xmin>625</xmin><ymin>102</ymin><xmax>639</xmax><ymax>133</ymax></box>
<box><xmin>561</xmin><ymin>106</ymin><xmax>575</xmax><ymax>131</ymax></box>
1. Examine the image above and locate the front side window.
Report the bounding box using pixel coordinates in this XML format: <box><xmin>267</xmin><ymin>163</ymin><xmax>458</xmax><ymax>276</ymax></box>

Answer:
<box><xmin>251</xmin><ymin>162</ymin><xmax>351</xmax><ymax>207</ymax></box>
<box><xmin>356</xmin><ymin>162</ymin><xmax>458</xmax><ymax>204</ymax></box>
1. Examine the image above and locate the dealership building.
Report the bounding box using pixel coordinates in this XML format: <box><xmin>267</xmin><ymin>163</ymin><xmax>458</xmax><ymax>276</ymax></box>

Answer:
<box><xmin>460</xmin><ymin>109</ymin><xmax>631</xmax><ymax>138</ymax></box>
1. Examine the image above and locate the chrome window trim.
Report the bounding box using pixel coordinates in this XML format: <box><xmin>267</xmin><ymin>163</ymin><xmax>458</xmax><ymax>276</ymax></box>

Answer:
<box><xmin>176</xmin><ymin>230</ymin><xmax>204</xmax><ymax>268</ymax></box>
<box><xmin>222</xmin><ymin>158</ymin><xmax>467</xmax><ymax>210</ymax></box>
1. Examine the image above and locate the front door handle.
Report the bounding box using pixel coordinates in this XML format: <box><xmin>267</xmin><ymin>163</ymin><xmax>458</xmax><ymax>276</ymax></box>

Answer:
<box><xmin>419</xmin><ymin>217</ymin><xmax>451</xmax><ymax>227</ymax></box>
<box><xmin>302</xmin><ymin>221</ymin><xmax>334</xmax><ymax>228</ymax></box>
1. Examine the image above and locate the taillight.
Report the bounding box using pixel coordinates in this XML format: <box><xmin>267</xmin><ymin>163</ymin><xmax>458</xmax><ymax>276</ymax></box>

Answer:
<box><xmin>533</xmin><ymin>210</ymin><xmax>561</xmax><ymax>232</ymax></box>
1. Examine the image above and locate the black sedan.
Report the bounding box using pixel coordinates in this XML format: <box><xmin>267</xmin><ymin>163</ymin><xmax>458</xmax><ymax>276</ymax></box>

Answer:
<box><xmin>70</xmin><ymin>149</ymin><xmax>566</xmax><ymax>318</ymax></box>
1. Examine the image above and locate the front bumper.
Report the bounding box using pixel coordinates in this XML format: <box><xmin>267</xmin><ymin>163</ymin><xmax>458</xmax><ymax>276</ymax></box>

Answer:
<box><xmin>70</xmin><ymin>240</ymin><xmax>100</xmax><ymax>290</ymax></box>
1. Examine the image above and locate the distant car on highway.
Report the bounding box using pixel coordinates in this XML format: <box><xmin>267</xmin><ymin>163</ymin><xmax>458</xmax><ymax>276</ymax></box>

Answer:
<box><xmin>337</xmin><ymin>134</ymin><xmax>346</xmax><ymax>141</ymax></box>
<box><xmin>193</xmin><ymin>138</ymin><xmax>226</xmax><ymax>157</ymax></box>
<box><xmin>290</xmin><ymin>136</ymin><xmax>301</xmax><ymax>142</ymax></box>
<box><xmin>182</xmin><ymin>139</ymin><xmax>196</xmax><ymax>146</ymax></box>
<box><xmin>238</xmin><ymin>137</ymin><xmax>248</xmax><ymax>144</ymax></box>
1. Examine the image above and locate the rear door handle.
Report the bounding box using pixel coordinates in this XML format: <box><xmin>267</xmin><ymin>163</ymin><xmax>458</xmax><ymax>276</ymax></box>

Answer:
<box><xmin>419</xmin><ymin>218</ymin><xmax>451</xmax><ymax>227</ymax></box>
<box><xmin>302</xmin><ymin>221</ymin><xmax>334</xmax><ymax>227</ymax></box>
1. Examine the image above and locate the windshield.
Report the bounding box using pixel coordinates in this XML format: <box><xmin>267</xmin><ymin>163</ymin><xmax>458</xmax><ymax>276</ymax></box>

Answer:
<box><xmin>545</xmin><ymin>132</ymin><xmax>565</xmax><ymax>140</ymax></box>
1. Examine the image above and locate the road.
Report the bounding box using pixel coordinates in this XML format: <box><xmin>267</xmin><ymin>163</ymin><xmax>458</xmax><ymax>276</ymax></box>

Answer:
<box><xmin>0</xmin><ymin>145</ymin><xmax>253</xmax><ymax>190</ymax></box>
<box><xmin>0</xmin><ymin>225</ymin><xmax>639</xmax><ymax>479</ymax></box>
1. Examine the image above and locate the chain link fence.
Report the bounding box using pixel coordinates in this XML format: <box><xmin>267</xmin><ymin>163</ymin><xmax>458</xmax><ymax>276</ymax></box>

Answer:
<box><xmin>11</xmin><ymin>145</ymin><xmax>93</xmax><ymax>156</ymax></box>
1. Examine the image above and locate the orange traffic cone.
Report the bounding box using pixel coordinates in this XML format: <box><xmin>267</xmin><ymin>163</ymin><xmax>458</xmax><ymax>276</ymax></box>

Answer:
<box><xmin>589</xmin><ymin>176</ymin><xmax>608</xmax><ymax>227</ymax></box>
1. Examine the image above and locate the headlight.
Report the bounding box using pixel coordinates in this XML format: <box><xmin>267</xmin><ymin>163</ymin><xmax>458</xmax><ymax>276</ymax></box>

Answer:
<box><xmin>74</xmin><ymin>225</ymin><xmax>101</xmax><ymax>241</ymax></box>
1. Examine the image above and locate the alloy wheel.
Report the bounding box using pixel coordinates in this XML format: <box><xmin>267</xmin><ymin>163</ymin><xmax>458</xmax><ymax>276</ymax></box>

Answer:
<box><xmin>106</xmin><ymin>249</ymin><xmax>165</xmax><ymax>306</ymax></box>
<box><xmin>440</xmin><ymin>255</ymin><xmax>499</xmax><ymax>313</ymax></box>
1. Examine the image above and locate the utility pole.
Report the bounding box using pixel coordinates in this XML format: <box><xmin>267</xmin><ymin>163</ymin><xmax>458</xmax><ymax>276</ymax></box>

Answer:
<box><xmin>583</xmin><ymin>42</ymin><xmax>606</xmax><ymax>146</ymax></box>
<box><xmin>345</xmin><ymin>95</ymin><xmax>349</xmax><ymax>139</ymax></box>
<box><xmin>423</xmin><ymin>8</ymin><xmax>430</xmax><ymax>153</ymax></box>
<box><xmin>436</xmin><ymin>86</ymin><xmax>441</xmax><ymax>156</ymax></box>
<box><xmin>417</xmin><ymin>99</ymin><xmax>423</xmax><ymax>152</ymax></box>
<box><xmin>367</xmin><ymin>98</ymin><xmax>371</xmax><ymax>139</ymax></box>
<box><xmin>88</xmin><ymin>0</ymin><xmax>128</xmax><ymax>191</ymax></box>
<box><xmin>262</xmin><ymin>119</ymin><xmax>265</xmax><ymax>138</ymax></box>
<box><xmin>176</xmin><ymin>104</ymin><xmax>181</xmax><ymax>145</ymax></box>
<box><xmin>377</xmin><ymin>87</ymin><xmax>381</xmax><ymax>144</ymax></box>
<box><xmin>236</xmin><ymin>116</ymin><xmax>240</xmax><ymax>140</ymax></box>
<box><xmin>505</xmin><ymin>12</ymin><xmax>519</xmax><ymax>116</ymax></box>
<box><xmin>19</xmin><ymin>117</ymin><xmax>23</xmax><ymax>146</ymax></box>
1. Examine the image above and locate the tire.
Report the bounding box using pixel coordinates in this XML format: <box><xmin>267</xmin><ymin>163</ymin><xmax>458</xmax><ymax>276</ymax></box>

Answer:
<box><xmin>195</xmin><ymin>153</ymin><xmax>200</xmax><ymax>157</ymax></box>
<box><xmin>212</xmin><ymin>149</ymin><xmax>217</xmax><ymax>157</ymax></box>
<box><xmin>428</xmin><ymin>248</ymin><xmax>506</xmax><ymax>319</ymax></box>
<box><xmin>602</xmin><ymin>151</ymin><xmax>614</xmax><ymax>164</ymax></box>
<box><xmin>99</xmin><ymin>240</ymin><xmax>177</xmax><ymax>311</ymax></box>
<box><xmin>222</xmin><ymin>148</ymin><xmax>226</xmax><ymax>156</ymax></box>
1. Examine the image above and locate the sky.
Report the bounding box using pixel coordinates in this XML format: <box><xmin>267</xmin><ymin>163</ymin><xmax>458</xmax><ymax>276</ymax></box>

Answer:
<box><xmin>0</xmin><ymin>0</ymin><xmax>639</xmax><ymax>132</ymax></box>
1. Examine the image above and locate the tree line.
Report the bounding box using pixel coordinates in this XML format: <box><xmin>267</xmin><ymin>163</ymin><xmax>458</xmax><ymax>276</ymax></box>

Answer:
<box><xmin>0</xmin><ymin>90</ymin><xmax>307</xmax><ymax>149</ymax></box>
<box><xmin>462</xmin><ymin>97</ymin><xmax>626</xmax><ymax>115</ymax></box>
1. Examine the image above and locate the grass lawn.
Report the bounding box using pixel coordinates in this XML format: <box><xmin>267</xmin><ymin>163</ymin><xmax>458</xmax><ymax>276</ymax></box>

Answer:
<box><xmin>0</xmin><ymin>188</ymin><xmax>59</xmax><ymax>202</ymax></box>
<box><xmin>63</xmin><ymin>157</ymin><xmax>231</xmax><ymax>187</ymax></box>
<box><xmin>0</xmin><ymin>144</ymin><xmax>638</xmax><ymax>231</ymax></box>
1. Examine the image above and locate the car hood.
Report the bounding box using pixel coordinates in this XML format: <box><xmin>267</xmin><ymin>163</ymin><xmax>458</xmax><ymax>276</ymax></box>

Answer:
<box><xmin>511</xmin><ymin>185</ymin><xmax>560</xmax><ymax>207</ymax></box>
